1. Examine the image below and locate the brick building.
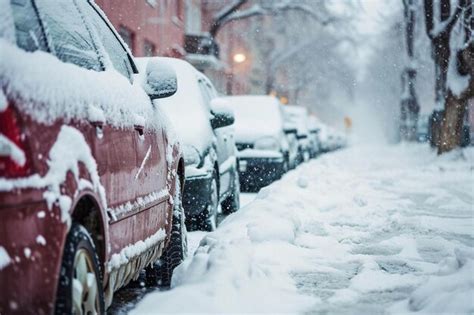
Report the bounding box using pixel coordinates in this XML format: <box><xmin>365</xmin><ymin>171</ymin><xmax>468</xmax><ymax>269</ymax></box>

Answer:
<box><xmin>199</xmin><ymin>0</ymin><xmax>252</xmax><ymax>95</ymax></box>
<box><xmin>94</xmin><ymin>0</ymin><xmax>186</xmax><ymax>58</ymax></box>
<box><xmin>95</xmin><ymin>0</ymin><xmax>251</xmax><ymax>95</ymax></box>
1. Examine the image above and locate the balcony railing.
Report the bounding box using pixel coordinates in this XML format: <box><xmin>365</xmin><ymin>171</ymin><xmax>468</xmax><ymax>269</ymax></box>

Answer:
<box><xmin>184</xmin><ymin>33</ymin><xmax>220</xmax><ymax>59</ymax></box>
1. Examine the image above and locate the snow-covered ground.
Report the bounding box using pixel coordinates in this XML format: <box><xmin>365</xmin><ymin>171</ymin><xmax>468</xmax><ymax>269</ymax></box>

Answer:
<box><xmin>130</xmin><ymin>144</ymin><xmax>474</xmax><ymax>314</ymax></box>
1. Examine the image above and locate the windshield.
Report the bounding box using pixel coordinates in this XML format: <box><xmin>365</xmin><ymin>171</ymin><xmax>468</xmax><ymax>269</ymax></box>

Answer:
<box><xmin>224</xmin><ymin>96</ymin><xmax>283</xmax><ymax>143</ymax></box>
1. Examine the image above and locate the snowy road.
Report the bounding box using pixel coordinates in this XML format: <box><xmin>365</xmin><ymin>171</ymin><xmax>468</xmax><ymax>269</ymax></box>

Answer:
<box><xmin>124</xmin><ymin>144</ymin><xmax>473</xmax><ymax>314</ymax></box>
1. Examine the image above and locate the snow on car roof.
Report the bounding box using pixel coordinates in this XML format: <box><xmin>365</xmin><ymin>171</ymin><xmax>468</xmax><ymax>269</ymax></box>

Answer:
<box><xmin>223</xmin><ymin>95</ymin><xmax>284</xmax><ymax>143</ymax></box>
<box><xmin>141</xmin><ymin>57</ymin><xmax>214</xmax><ymax>153</ymax></box>
<box><xmin>282</xmin><ymin>105</ymin><xmax>309</xmax><ymax>135</ymax></box>
<box><xmin>0</xmin><ymin>39</ymin><xmax>163</xmax><ymax>131</ymax></box>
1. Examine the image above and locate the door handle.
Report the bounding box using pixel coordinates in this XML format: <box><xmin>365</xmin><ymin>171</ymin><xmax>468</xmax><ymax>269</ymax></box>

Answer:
<box><xmin>91</xmin><ymin>121</ymin><xmax>104</xmax><ymax>128</ymax></box>
<box><xmin>135</xmin><ymin>125</ymin><xmax>144</xmax><ymax>136</ymax></box>
<box><xmin>91</xmin><ymin>121</ymin><xmax>104</xmax><ymax>139</ymax></box>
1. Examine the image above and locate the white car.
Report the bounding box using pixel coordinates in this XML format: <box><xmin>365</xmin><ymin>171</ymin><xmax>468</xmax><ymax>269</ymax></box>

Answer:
<box><xmin>224</xmin><ymin>95</ymin><xmax>290</xmax><ymax>192</ymax></box>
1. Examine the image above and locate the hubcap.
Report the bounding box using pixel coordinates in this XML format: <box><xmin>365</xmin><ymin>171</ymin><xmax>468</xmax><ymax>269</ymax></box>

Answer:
<box><xmin>72</xmin><ymin>249</ymin><xmax>99</xmax><ymax>315</ymax></box>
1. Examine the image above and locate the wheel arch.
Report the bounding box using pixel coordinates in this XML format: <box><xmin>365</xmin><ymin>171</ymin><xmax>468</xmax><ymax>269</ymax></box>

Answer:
<box><xmin>70</xmin><ymin>192</ymin><xmax>108</xmax><ymax>268</ymax></box>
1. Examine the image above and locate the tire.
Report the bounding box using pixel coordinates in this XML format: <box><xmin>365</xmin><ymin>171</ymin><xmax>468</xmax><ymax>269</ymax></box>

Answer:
<box><xmin>55</xmin><ymin>223</ymin><xmax>105</xmax><ymax>315</ymax></box>
<box><xmin>221</xmin><ymin>168</ymin><xmax>240</xmax><ymax>214</ymax></box>
<box><xmin>146</xmin><ymin>177</ymin><xmax>188</xmax><ymax>287</ymax></box>
<box><xmin>188</xmin><ymin>170</ymin><xmax>219</xmax><ymax>232</ymax></box>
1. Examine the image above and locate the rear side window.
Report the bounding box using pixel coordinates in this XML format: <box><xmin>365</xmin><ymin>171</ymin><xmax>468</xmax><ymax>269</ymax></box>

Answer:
<box><xmin>198</xmin><ymin>80</ymin><xmax>212</xmax><ymax>108</ymax></box>
<box><xmin>35</xmin><ymin>0</ymin><xmax>101</xmax><ymax>71</ymax></box>
<box><xmin>10</xmin><ymin>0</ymin><xmax>47</xmax><ymax>52</ymax></box>
<box><xmin>77</xmin><ymin>2</ymin><xmax>133</xmax><ymax>80</ymax></box>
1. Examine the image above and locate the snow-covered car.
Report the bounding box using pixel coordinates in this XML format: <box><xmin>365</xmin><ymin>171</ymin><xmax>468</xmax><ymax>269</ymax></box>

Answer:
<box><xmin>417</xmin><ymin>114</ymin><xmax>430</xmax><ymax>142</ymax></box>
<box><xmin>307</xmin><ymin>116</ymin><xmax>322</xmax><ymax>158</ymax></box>
<box><xmin>282</xmin><ymin>105</ymin><xmax>313</xmax><ymax>163</ymax></box>
<box><xmin>0</xmin><ymin>1</ymin><xmax>187</xmax><ymax>313</ymax></box>
<box><xmin>282</xmin><ymin>122</ymin><xmax>300</xmax><ymax>169</ymax></box>
<box><xmin>224</xmin><ymin>95</ymin><xmax>289</xmax><ymax>192</ymax></box>
<box><xmin>317</xmin><ymin>124</ymin><xmax>332</xmax><ymax>153</ymax></box>
<box><xmin>324</xmin><ymin>128</ymin><xmax>347</xmax><ymax>151</ymax></box>
<box><xmin>138</xmin><ymin>57</ymin><xmax>239</xmax><ymax>231</ymax></box>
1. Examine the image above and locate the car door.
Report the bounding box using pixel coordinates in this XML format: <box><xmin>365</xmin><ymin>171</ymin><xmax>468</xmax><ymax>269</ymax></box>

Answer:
<box><xmin>198</xmin><ymin>79</ymin><xmax>233</xmax><ymax>196</ymax></box>
<box><xmin>77</xmin><ymin>3</ymin><xmax>168</xmax><ymax>254</ymax></box>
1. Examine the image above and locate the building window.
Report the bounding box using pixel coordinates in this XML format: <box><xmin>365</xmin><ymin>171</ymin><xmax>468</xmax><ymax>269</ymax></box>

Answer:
<box><xmin>145</xmin><ymin>0</ymin><xmax>157</xmax><ymax>7</ymax></box>
<box><xmin>143</xmin><ymin>40</ymin><xmax>155</xmax><ymax>57</ymax></box>
<box><xmin>118</xmin><ymin>25</ymin><xmax>134</xmax><ymax>53</ymax></box>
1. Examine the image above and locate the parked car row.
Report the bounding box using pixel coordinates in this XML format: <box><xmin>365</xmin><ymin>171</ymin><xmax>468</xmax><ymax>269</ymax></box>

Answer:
<box><xmin>0</xmin><ymin>1</ymin><xmax>345</xmax><ymax>313</ymax></box>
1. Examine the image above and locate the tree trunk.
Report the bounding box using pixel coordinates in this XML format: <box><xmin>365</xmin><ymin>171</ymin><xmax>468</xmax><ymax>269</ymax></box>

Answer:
<box><xmin>438</xmin><ymin>91</ymin><xmax>467</xmax><ymax>153</ymax></box>
<box><xmin>438</xmin><ymin>42</ymin><xmax>474</xmax><ymax>153</ymax></box>
<box><xmin>400</xmin><ymin>0</ymin><xmax>420</xmax><ymax>142</ymax></box>
<box><xmin>429</xmin><ymin>34</ymin><xmax>451</xmax><ymax>147</ymax></box>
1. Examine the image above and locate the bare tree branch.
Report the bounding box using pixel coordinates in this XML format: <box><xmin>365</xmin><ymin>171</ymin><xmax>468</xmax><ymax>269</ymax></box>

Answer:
<box><xmin>210</xmin><ymin>0</ymin><xmax>247</xmax><ymax>37</ymax></box>
<box><xmin>211</xmin><ymin>0</ymin><xmax>339</xmax><ymax>37</ymax></box>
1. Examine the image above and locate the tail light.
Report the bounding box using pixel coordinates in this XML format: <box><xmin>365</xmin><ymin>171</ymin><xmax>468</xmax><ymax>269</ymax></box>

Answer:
<box><xmin>0</xmin><ymin>105</ymin><xmax>30</xmax><ymax>178</ymax></box>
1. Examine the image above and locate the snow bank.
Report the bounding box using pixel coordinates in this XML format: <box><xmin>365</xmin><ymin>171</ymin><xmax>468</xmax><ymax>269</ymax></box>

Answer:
<box><xmin>132</xmin><ymin>144</ymin><xmax>473</xmax><ymax>314</ymax></box>
<box><xmin>132</xmin><ymin>187</ymin><xmax>317</xmax><ymax>313</ymax></box>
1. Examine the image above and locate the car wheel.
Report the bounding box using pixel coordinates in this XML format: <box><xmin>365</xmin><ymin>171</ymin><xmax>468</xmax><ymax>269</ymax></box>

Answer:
<box><xmin>146</xmin><ymin>177</ymin><xmax>188</xmax><ymax>288</ymax></box>
<box><xmin>204</xmin><ymin>173</ymin><xmax>219</xmax><ymax>231</ymax></box>
<box><xmin>55</xmin><ymin>223</ymin><xmax>105</xmax><ymax>315</ymax></box>
<box><xmin>221</xmin><ymin>169</ymin><xmax>240</xmax><ymax>214</ymax></box>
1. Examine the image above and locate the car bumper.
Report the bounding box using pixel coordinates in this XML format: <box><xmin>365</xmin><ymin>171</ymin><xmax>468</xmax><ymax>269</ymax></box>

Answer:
<box><xmin>237</xmin><ymin>154</ymin><xmax>285</xmax><ymax>191</ymax></box>
<box><xmin>0</xmin><ymin>199</ymin><xmax>66</xmax><ymax>315</ymax></box>
<box><xmin>182</xmin><ymin>171</ymin><xmax>213</xmax><ymax>216</ymax></box>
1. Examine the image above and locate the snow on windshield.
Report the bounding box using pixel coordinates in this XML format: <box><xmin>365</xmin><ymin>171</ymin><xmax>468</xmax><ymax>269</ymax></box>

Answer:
<box><xmin>223</xmin><ymin>95</ymin><xmax>284</xmax><ymax>143</ymax></box>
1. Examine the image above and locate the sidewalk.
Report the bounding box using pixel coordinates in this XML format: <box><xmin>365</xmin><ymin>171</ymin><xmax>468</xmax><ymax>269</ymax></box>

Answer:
<box><xmin>131</xmin><ymin>144</ymin><xmax>474</xmax><ymax>314</ymax></box>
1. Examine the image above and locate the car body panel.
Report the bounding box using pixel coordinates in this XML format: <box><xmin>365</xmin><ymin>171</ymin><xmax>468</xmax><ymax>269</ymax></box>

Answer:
<box><xmin>0</xmin><ymin>1</ymin><xmax>180</xmax><ymax>313</ymax></box>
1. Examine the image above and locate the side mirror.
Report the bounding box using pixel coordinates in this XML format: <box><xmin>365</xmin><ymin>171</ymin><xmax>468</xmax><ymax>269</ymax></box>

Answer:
<box><xmin>210</xmin><ymin>111</ymin><xmax>235</xmax><ymax>129</ymax></box>
<box><xmin>284</xmin><ymin>128</ymin><xmax>298</xmax><ymax>135</ymax></box>
<box><xmin>142</xmin><ymin>59</ymin><xmax>177</xmax><ymax>100</ymax></box>
<box><xmin>210</xmin><ymin>98</ymin><xmax>235</xmax><ymax>129</ymax></box>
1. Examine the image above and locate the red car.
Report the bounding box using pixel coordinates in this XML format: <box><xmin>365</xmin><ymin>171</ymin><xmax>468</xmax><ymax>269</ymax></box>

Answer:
<box><xmin>0</xmin><ymin>0</ymin><xmax>187</xmax><ymax>314</ymax></box>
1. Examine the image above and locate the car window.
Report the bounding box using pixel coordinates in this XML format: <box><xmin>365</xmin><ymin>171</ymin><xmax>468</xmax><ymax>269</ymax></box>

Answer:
<box><xmin>77</xmin><ymin>2</ymin><xmax>133</xmax><ymax>81</ymax></box>
<box><xmin>10</xmin><ymin>0</ymin><xmax>48</xmax><ymax>52</ymax></box>
<box><xmin>198</xmin><ymin>80</ymin><xmax>212</xmax><ymax>109</ymax></box>
<box><xmin>206</xmin><ymin>82</ymin><xmax>218</xmax><ymax>99</ymax></box>
<box><xmin>35</xmin><ymin>0</ymin><xmax>101</xmax><ymax>71</ymax></box>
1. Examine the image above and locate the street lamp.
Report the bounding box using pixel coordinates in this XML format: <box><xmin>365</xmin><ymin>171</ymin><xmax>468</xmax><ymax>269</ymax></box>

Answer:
<box><xmin>233</xmin><ymin>53</ymin><xmax>246</xmax><ymax>64</ymax></box>
<box><xmin>227</xmin><ymin>52</ymin><xmax>247</xmax><ymax>95</ymax></box>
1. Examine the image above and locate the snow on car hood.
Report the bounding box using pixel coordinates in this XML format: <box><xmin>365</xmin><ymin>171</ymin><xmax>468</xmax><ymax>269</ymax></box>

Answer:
<box><xmin>223</xmin><ymin>95</ymin><xmax>284</xmax><ymax>144</ymax></box>
<box><xmin>148</xmin><ymin>58</ymin><xmax>214</xmax><ymax>154</ymax></box>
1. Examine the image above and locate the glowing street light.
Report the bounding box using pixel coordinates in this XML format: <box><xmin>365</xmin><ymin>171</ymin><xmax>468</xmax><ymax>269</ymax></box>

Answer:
<box><xmin>227</xmin><ymin>52</ymin><xmax>247</xmax><ymax>95</ymax></box>
<box><xmin>233</xmin><ymin>53</ymin><xmax>246</xmax><ymax>64</ymax></box>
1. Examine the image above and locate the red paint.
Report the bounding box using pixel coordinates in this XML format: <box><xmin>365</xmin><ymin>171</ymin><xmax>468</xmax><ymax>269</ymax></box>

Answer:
<box><xmin>0</xmin><ymin>79</ymin><xmax>181</xmax><ymax>314</ymax></box>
